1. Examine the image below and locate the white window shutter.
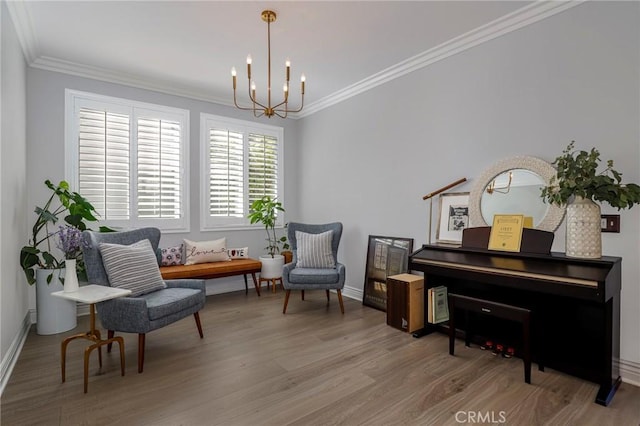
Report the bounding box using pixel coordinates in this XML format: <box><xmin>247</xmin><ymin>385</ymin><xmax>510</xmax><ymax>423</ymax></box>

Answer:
<box><xmin>208</xmin><ymin>128</ymin><xmax>245</xmax><ymax>217</ymax></box>
<box><xmin>248</xmin><ymin>133</ymin><xmax>279</xmax><ymax>205</ymax></box>
<box><xmin>137</xmin><ymin>117</ymin><xmax>182</xmax><ymax>219</ymax></box>
<box><xmin>77</xmin><ymin>107</ymin><xmax>131</xmax><ymax>220</ymax></box>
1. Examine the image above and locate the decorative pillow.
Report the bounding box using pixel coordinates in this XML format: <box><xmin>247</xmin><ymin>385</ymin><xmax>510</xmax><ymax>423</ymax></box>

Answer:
<box><xmin>227</xmin><ymin>247</ymin><xmax>249</xmax><ymax>259</ymax></box>
<box><xmin>99</xmin><ymin>239</ymin><xmax>166</xmax><ymax>297</ymax></box>
<box><xmin>184</xmin><ymin>238</ymin><xmax>230</xmax><ymax>265</ymax></box>
<box><xmin>295</xmin><ymin>230</ymin><xmax>335</xmax><ymax>269</ymax></box>
<box><xmin>160</xmin><ymin>244</ymin><xmax>184</xmax><ymax>266</ymax></box>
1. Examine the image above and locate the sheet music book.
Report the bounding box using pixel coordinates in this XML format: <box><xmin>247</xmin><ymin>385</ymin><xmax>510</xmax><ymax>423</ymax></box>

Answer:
<box><xmin>432</xmin><ymin>286</ymin><xmax>449</xmax><ymax>324</ymax></box>
<box><xmin>427</xmin><ymin>285</ymin><xmax>449</xmax><ymax>324</ymax></box>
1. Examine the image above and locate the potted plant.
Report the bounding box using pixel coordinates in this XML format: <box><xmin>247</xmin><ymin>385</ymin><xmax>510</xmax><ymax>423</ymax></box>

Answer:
<box><xmin>248</xmin><ymin>196</ymin><xmax>290</xmax><ymax>278</ymax></box>
<box><xmin>541</xmin><ymin>141</ymin><xmax>640</xmax><ymax>258</ymax></box>
<box><xmin>20</xmin><ymin>180</ymin><xmax>104</xmax><ymax>334</ymax></box>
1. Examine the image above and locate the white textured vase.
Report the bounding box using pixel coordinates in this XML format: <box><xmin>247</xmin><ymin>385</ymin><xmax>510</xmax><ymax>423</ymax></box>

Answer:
<box><xmin>36</xmin><ymin>269</ymin><xmax>77</xmax><ymax>335</ymax></box>
<box><xmin>565</xmin><ymin>196</ymin><xmax>602</xmax><ymax>259</ymax></box>
<box><xmin>63</xmin><ymin>259</ymin><xmax>80</xmax><ymax>293</ymax></box>
<box><xmin>260</xmin><ymin>255</ymin><xmax>285</xmax><ymax>279</ymax></box>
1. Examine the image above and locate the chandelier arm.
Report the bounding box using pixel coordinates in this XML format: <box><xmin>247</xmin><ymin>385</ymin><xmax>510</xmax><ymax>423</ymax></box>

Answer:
<box><xmin>248</xmin><ymin>91</ymin><xmax>268</xmax><ymax>111</ymax></box>
<box><xmin>233</xmin><ymin>91</ymin><xmax>261</xmax><ymax>111</ymax></box>
<box><xmin>280</xmin><ymin>97</ymin><xmax>304</xmax><ymax>113</ymax></box>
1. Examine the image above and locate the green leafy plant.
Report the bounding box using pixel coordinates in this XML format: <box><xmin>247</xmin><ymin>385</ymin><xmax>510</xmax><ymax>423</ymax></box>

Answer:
<box><xmin>19</xmin><ymin>180</ymin><xmax>108</xmax><ymax>285</ymax></box>
<box><xmin>541</xmin><ymin>141</ymin><xmax>640</xmax><ymax>209</ymax></box>
<box><xmin>247</xmin><ymin>196</ymin><xmax>290</xmax><ymax>257</ymax></box>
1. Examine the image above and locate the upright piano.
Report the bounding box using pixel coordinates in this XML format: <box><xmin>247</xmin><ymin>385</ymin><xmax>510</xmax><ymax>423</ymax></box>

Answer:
<box><xmin>409</xmin><ymin>243</ymin><xmax>622</xmax><ymax>406</ymax></box>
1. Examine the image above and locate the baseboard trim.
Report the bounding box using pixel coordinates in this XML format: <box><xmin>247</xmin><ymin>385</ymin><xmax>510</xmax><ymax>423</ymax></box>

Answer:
<box><xmin>617</xmin><ymin>358</ymin><xmax>640</xmax><ymax>387</ymax></box>
<box><xmin>342</xmin><ymin>284</ymin><xmax>363</xmax><ymax>302</ymax></box>
<box><xmin>0</xmin><ymin>313</ymin><xmax>31</xmax><ymax>397</ymax></box>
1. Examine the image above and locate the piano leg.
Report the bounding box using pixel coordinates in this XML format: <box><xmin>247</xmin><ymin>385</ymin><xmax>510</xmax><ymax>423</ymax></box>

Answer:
<box><xmin>596</xmin><ymin>376</ymin><xmax>622</xmax><ymax>406</ymax></box>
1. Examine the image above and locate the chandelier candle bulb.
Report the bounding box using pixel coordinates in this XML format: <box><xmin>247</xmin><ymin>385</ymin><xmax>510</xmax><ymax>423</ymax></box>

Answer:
<box><xmin>231</xmin><ymin>67</ymin><xmax>237</xmax><ymax>89</ymax></box>
<box><xmin>286</xmin><ymin>60</ymin><xmax>290</xmax><ymax>81</ymax></box>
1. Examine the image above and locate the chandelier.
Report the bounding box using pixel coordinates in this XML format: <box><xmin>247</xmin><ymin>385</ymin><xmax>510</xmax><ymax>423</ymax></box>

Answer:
<box><xmin>231</xmin><ymin>10</ymin><xmax>305</xmax><ymax>119</ymax></box>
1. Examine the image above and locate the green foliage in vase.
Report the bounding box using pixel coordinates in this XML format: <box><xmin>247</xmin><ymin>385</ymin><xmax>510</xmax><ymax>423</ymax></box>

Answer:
<box><xmin>19</xmin><ymin>180</ymin><xmax>111</xmax><ymax>285</ymax></box>
<box><xmin>541</xmin><ymin>141</ymin><xmax>640</xmax><ymax>209</ymax></box>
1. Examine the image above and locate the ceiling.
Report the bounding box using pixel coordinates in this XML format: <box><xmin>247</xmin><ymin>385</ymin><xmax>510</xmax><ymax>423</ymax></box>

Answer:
<box><xmin>8</xmin><ymin>1</ymin><xmax>567</xmax><ymax>118</ymax></box>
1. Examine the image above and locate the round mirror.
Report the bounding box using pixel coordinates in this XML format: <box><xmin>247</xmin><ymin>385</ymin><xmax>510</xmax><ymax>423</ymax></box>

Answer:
<box><xmin>469</xmin><ymin>156</ymin><xmax>565</xmax><ymax>232</ymax></box>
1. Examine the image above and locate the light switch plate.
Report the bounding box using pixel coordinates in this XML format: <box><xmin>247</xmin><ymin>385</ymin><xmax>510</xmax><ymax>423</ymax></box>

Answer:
<box><xmin>601</xmin><ymin>215</ymin><xmax>620</xmax><ymax>233</ymax></box>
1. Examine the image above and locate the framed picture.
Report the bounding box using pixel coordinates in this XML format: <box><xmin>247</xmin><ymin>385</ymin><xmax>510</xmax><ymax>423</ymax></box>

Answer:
<box><xmin>436</xmin><ymin>192</ymin><xmax>470</xmax><ymax>244</ymax></box>
<box><xmin>362</xmin><ymin>235</ymin><xmax>414</xmax><ymax>311</ymax></box>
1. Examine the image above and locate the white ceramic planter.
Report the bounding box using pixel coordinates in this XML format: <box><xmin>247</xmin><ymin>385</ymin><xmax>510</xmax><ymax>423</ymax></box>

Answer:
<box><xmin>259</xmin><ymin>254</ymin><xmax>285</xmax><ymax>279</ymax></box>
<box><xmin>36</xmin><ymin>269</ymin><xmax>77</xmax><ymax>335</ymax></box>
<box><xmin>566</xmin><ymin>196</ymin><xmax>602</xmax><ymax>259</ymax></box>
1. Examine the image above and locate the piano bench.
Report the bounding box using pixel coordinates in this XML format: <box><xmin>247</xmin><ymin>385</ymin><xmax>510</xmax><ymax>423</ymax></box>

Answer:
<box><xmin>448</xmin><ymin>293</ymin><xmax>543</xmax><ymax>384</ymax></box>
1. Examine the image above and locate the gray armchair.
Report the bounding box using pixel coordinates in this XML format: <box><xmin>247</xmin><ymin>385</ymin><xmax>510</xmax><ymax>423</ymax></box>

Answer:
<box><xmin>82</xmin><ymin>227</ymin><xmax>205</xmax><ymax>373</ymax></box>
<box><xmin>282</xmin><ymin>222</ymin><xmax>346</xmax><ymax>314</ymax></box>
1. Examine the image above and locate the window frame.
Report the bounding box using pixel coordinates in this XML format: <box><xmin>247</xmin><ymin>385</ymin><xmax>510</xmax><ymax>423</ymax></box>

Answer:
<box><xmin>200</xmin><ymin>113</ymin><xmax>285</xmax><ymax>231</ymax></box>
<box><xmin>65</xmin><ymin>89</ymin><xmax>190</xmax><ymax>232</ymax></box>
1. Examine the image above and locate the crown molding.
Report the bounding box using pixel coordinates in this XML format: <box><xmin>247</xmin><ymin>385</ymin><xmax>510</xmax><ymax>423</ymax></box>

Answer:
<box><xmin>9</xmin><ymin>0</ymin><xmax>583</xmax><ymax>120</ymax></box>
<box><xmin>31</xmin><ymin>55</ymin><xmax>234</xmax><ymax>106</ymax></box>
<box><xmin>299</xmin><ymin>0</ymin><xmax>584</xmax><ymax>118</ymax></box>
<box><xmin>5</xmin><ymin>0</ymin><xmax>38</xmax><ymax>63</ymax></box>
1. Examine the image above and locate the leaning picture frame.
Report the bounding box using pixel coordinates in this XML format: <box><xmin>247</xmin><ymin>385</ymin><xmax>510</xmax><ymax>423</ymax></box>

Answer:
<box><xmin>362</xmin><ymin>235</ymin><xmax>414</xmax><ymax>312</ymax></box>
<box><xmin>436</xmin><ymin>192</ymin><xmax>470</xmax><ymax>244</ymax></box>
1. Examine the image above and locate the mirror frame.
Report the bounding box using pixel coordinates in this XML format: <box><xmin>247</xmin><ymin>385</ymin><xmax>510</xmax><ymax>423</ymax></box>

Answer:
<box><xmin>468</xmin><ymin>156</ymin><xmax>565</xmax><ymax>232</ymax></box>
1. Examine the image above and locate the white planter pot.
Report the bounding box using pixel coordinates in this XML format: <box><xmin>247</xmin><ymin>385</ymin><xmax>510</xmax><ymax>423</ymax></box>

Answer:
<box><xmin>566</xmin><ymin>196</ymin><xmax>602</xmax><ymax>259</ymax></box>
<box><xmin>260</xmin><ymin>255</ymin><xmax>285</xmax><ymax>279</ymax></box>
<box><xmin>36</xmin><ymin>269</ymin><xmax>77</xmax><ymax>335</ymax></box>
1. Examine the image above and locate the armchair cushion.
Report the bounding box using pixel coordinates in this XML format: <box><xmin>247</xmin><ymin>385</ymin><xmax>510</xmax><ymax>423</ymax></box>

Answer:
<box><xmin>99</xmin><ymin>239</ymin><xmax>166</xmax><ymax>297</ymax></box>
<box><xmin>184</xmin><ymin>237</ymin><xmax>230</xmax><ymax>265</ymax></box>
<box><xmin>295</xmin><ymin>230</ymin><xmax>335</xmax><ymax>269</ymax></box>
<box><xmin>289</xmin><ymin>267</ymin><xmax>340</xmax><ymax>284</ymax></box>
<box><xmin>142</xmin><ymin>287</ymin><xmax>204</xmax><ymax>321</ymax></box>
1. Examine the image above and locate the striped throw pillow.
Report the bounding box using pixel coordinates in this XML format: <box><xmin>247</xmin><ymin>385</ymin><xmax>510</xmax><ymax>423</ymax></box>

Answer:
<box><xmin>295</xmin><ymin>230</ymin><xmax>335</xmax><ymax>269</ymax></box>
<box><xmin>99</xmin><ymin>239</ymin><xmax>166</xmax><ymax>297</ymax></box>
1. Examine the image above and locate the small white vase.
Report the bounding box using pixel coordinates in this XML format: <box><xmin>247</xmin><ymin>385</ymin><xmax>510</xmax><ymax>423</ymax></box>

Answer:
<box><xmin>63</xmin><ymin>259</ymin><xmax>80</xmax><ymax>292</ymax></box>
<box><xmin>36</xmin><ymin>269</ymin><xmax>77</xmax><ymax>335</ymax></box>
<box><xmin>260</xmin><ymin>255</ymin><xmax>285</xmax><ymax>279</ymax></box>
<box><xmin>566</xmin><ymin>196</ymin><xmax>602</xmax><ymax>259</ymax></box>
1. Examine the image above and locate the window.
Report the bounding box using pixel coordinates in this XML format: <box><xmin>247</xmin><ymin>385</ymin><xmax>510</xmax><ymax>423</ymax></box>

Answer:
<box><xmin>65</xmin><ymin>90</ymin><xmax>189</xmax><ymax>231</ymax></box>
<box><xmin>200</xmin><ymin>114</ymin><xmax>284</xmax><ymax>230</ymax></box>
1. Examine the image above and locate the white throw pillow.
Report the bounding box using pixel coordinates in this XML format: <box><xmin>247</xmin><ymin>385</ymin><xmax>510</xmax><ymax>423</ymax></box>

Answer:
<box><xmin>99</xmin><ymin>239</ymin><xmax>166</xmax><ymax>297</ymax></box>
<box><xmin>183</xmin><ymin>238</ymin><xmax>230</xmax><ymax>265</ymax></box>
<box><xmin>227</xmin><ymin>247</ymin><xmax>249</xmax><ymax>259</ymax></box>
<box><xmin>295</xmin><ymin>230</ymin><xmax>335</xmax><ymax>269</ymax></box>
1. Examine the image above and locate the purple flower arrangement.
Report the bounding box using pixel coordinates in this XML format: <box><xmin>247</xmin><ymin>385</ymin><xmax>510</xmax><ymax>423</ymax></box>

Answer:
<box><xmin>54</xmin><ymin>225</ymin><xmax>87</xmax><ymax>260</ymax></box>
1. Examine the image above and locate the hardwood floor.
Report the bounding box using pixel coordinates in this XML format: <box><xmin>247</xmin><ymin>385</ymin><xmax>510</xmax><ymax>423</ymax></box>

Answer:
<box><xmin>2</xmin><ymin>289</ymin><xmax>639</xmax><ymax>425</ymax></box>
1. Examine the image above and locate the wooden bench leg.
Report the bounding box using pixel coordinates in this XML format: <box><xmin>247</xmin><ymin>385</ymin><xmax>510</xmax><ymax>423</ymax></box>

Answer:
<box><xmin>243</xmin><ymin>274</ymin><xmax>249</xmax><ymax>295</ymax></box>
<box><xmin>252</xmin><ymin>273</ymin><xmax>261</xmax><ymax>297</ymax></box>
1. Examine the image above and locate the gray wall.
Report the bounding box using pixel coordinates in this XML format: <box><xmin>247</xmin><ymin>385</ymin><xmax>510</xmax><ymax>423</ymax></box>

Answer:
<box><xmin>297</xmin><ymin>2</ymin><xmax>640</xmax><ymax>371</ymax></box>
<box><xmin>1</xmin><ymin>0</ymin><xmax>29</xmax><ymax>378</ymax></box>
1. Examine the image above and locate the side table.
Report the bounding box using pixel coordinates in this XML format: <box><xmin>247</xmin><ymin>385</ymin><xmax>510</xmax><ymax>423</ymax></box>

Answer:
<box><xmin>52</xmin><ymin>285</ymin><xmax>132</xmax><ymax>393</ymax></box>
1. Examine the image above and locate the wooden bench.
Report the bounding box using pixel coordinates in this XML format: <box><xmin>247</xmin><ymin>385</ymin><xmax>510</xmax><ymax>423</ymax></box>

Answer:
<box><xmin>159</xmin><ymin>258</ymin><xmax>263</xmax><ymax>296</ymax></box>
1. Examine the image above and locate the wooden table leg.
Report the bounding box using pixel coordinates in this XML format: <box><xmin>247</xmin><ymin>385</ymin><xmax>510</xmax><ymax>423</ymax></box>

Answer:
<box><xmin>252</xmin><ymin>273</ymin><xmax>261</xmax><ymax>296</ymax></box>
